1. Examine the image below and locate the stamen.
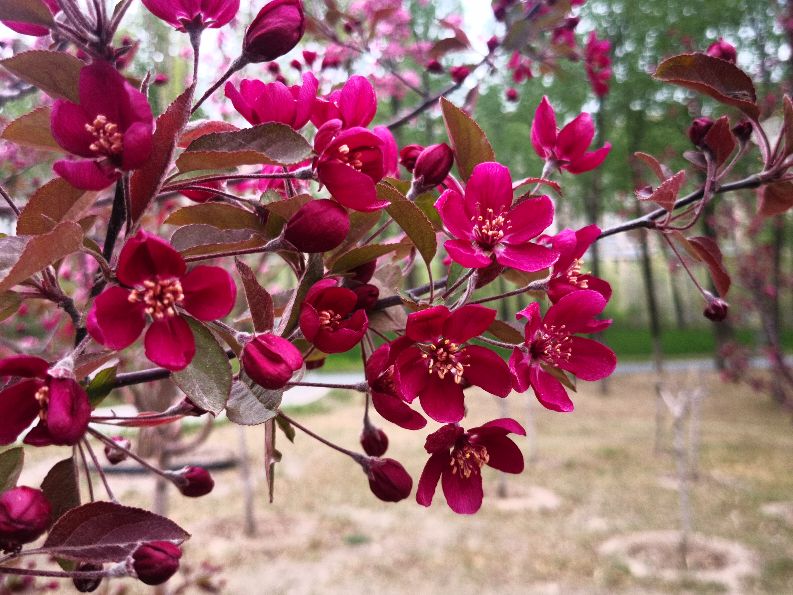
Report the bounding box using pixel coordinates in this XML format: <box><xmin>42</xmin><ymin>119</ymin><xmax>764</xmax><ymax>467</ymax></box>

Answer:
<box><xmin>85</xmin><ymin>114</ymin><xmax>124</xmax><ymax>157</ymax></box>
<box><xmin>318</xmin><ymin>309</ymin><xmax>343</xmax><ymax>331</ymax></box>
<box><xmin>472</xmin><ymin>208</ymin><xmax>510</xmax><ymax>248</ymax></box>
<box><xmin>422</xmin><ymin>338</ymin><xmax>466</xmax><ymax>383</ymax></box>
<box><xmin>450</xmin><ymin>442</ymin><xmax>489</xmax><ymax>478</ymax></box>
<box><xmin>34</xmin><ymin>386</ymin><xmax>49</xmax><ymax>421</ymax></box>
<box><xmin>128</xmin><ymin>278</ymin><xmax>185</xmax><ymax>320</ymax></box>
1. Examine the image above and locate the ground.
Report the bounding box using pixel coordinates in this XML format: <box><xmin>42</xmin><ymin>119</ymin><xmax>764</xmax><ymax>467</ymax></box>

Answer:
<box><xmin>14</xmin><ymin>372</ymin><xmax>793</xmax><ymax>594</ymax></box>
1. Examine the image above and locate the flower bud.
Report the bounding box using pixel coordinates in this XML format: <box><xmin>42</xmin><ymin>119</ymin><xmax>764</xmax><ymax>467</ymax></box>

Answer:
<box><xmin>426</xmin><ymin>59</ymin><xmax>443</xmax><ymax>74</ymax></box>
<box><xmin>302</xmin><ymin>50</ymin><xmax>317</xmax><ymax>65</ymax></box>
<box><xmin>399</xmin><ymin>144</ymin><xmax>424</xmax><ymax>172</ymax></box>
<box><xmin>450</xmin><ymin>65</ymin><xmax>470</xmax><ymax>84</ymax></box>
<box><xmin>352</xmin><ymin>284</ymin><xmax>379</xmax><ymax>311</ymax></box>
<box><xmin>505</xmin><ymin>87</ymin><xmax>519</xmax><ymax>102</ymax></box>
<box><xmin>243</xmin><ymin>0</ymin><xmax>305</xmax><ymax>64</ymax></box>
<box><xmin>350</xmin><ymin>259</ymin><xmax>377</xmax><ymax>284</ymax></box>
<box><xmin>72</xmin><ymin>562</ymin><xmax>102</xmax><ymax>593</ymax></box>
<box><xmin>0</xmin><ymin>487</ymin><xmax>52</xmax><ymax>549</ymax></box>
<box><xmin>363</xmin><ymin>458</ymin><xmax>412</xmax><ymax>503</ymax></box>
<box><xmin>132</xmin><ymin>541</ymin><xmax>182</xmax><ymax>586</ymax></box>
<box><xmin>284</xmin><ymin>199</ymin><xmax>350</xmax><ymax>253</ymax></box>
<box><xmin>706</xmin><ymin>38</ymin><xmax>737</xmax><ymax>63</ymax></box>
<box><xmin>306</xmin><ymin>357</ymin><xmax>326</xmax><ymax>370</ymax></box>
<box><xmin>290</xmin><ymin>58</ymin><xmax>302</xmax><ymax>71</ymax></box>
<box><xmin>360</xmin><ymin>426</ymin><xmax>388</xmax><ymax>457</ymax></box>
<box><xmin>688</xmin><ymin>117</ymin><xmax>714</xmax><ymax>148</ymax></box>
<box><xmin>732</xmin><ymin>119</ymin><xmax>753</xmax><ymax>144</ymax></box>
<box><xmin>704</xmin><ymin>295</ymin><xmax>729</xmax><ymax>322</ymax></box>
<box><xmin>486</xmin><ymin>35</ymin><xmax>500</xmax><ymax>52</ymax></box>
<box><xmin>413</xmin><ymin>143</ymin><xmax>454</xmax><ymax>188</ymax></box>
<box><xmin>242</xmin><ymin>333</ymin><xmax>303</xmax><ymax>389</ymax></box>
<box><xmin>104</xmin><ymin>436</ymin><xmax>131</xmax><ymax>465</ymax></box>
<box><xmin>172</xmin><ymin>466</ymin><xmax>214</xmax><ymax>498</ymax></box>
<box><xmin>267</xmin><ymin>61</ymin><xmax>280</xmax><ymax>74</ymax></box>
<box><xmin>172</xmin><ymin>397</ymin><xmax>209</xmax><ymax>417</ymax></box>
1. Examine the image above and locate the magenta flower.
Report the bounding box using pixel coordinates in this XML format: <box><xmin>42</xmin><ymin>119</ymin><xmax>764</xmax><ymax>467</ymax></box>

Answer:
<box><xmin>311</xmin><ymin>76</ymin><xmax>377</xmax><ymax>129</ymax></box>
<box><xmin>365</xmin><ymin>340</ymin><xmax>427</xmax><ymax>430</ymax></box>
<box><xmin>0</xmin><ymin>487</ymin><xmax>52</xmax><ymax>550</ymax></box>
<box><xmin>436</xmin><ymin>162</ymin><xmax>558</xmax><ymax>272</ymax></box>
<box><xmin>394</xmin><ymin>305</ymin><xmax>513</xmax><ymax>423</ymax></box>
<box><xmin>87</xmin><ymin>232</ymin><xmax>237</xmax><ymax>371</ymax></box>
<box><xmin>416</xmin><ymin>419</ymin><xmax>525</xmax><ymax>514</ymax></box>
<box><xmin>0</xmin><ymin>356</ymin><xmax>91</xmax><ymax>447</ymax></box>
<box><xmin>509</xmin><ymin>290</ymin><xmax>617</xmax><ymax>413</ymax></box>
<box><xmin>299</xmin><ymin>279</ymin><xmax>368</xmax><ymax>354</ymax></box>
<box><xmin>531</xmin><ymin>96</ymin><xmax>611</xmax><ymax>174</ymax></box>
<box><xmin>51</xmin><ymin>62</ymin><xmax>153</xmax><ymax>190</ymax></box>
<box><xmin>241</xmin><ymin>333</ymin><xmax>303</xmax><ymax>389</ymax></box>
<box><xmin>141</xmin><ymin>0</ymin><xmax>239</xmax><ymax>31</ymax></box>
<box><xmin>315</xmin><ymin>124</ymin><xmax>388</xmax><ymax>212</ymax></box>
<box><xmin>542</xmin><ymin>225</ymin><xmax>612</xmax><ymax>304</ymax></box>
<box><xmin>585</xmin><ymin>32</ymin><xmax>612</xmax><ymax>98</ymax></box>
<box><xmin>373</xmin><ymin>125</ymin><xmax>399</xmax><ymax>178</ymax></box>
<box><xmin>1</xmin><ymin>0</ymin><xmax>58</xmax><ymax>36</ymax></box>
<box><xmin>706</xmin><ymin>38</ymin><xmax>737</xmax><ymax>64</ymax></box>
<box><xmin>224</xmin><ymin>72</ymin><xmax>318</xmax><ymax>129</ymax></box>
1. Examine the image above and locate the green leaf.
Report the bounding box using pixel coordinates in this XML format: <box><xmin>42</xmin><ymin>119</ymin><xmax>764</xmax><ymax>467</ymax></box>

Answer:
<box><xmin>440</xmin><ymin>96</ymin><xmax>495</xmax><ymax>182</ymax></box>
<box><xmin>164</xmin><ymin>203</ymin><xmax>265</xmax><ymax>232</ymax></box>
<box><xmin>40</xmin><ymin>458</ymin><xmax>80</xmax><ymax>526</ymax></box>
<box><xmin>0</xmin><ymin>447</ymin><xmax>24</xmax><ymax>493</ymax></box>
<box><xmin>0</xmin><ymin>222</ymin><xmax>84</xmax><ymax>293</ymax></box>
<box><xmin>0</xmin><ymin>0</ymin><xmax>54</xmax><ymax>28</ymax></box>
<box><xmin>86</xmin><ymin>366</ymin><xmax>118</xmax><ymax>408</ymax></box>
<box><xmin>378</xmin><ymin>183</ymin><xmax>437</xmax><ymax>264</ymax></box>
<box><xmin>235</xmin><ymin>258</ymin><xmax>274</xmax><ymax>332</ymax></box>
<box><xmin>330</xmin><ymin>244</ymin><xmax>400</xmax><ymax>274</ymax></box>
<box><xmin>0</xmin><ymin>292</ymin><xmax>21</xmax><ymax>322</ymax></box>
<box><xmin>414</xmin><ymin>192</ymin><xmax>443</xmax><ymax>230</ymax></box>
<box><xmin>261</xmin><ymin>193</ymin><xmax>312</xmax><ymax>219</ymax></box>
<box><xmin>17</xmin><ymin>178</ymin><xmax>97</xmax><ymax>236</ymax></box>
<box><xmin>171</xmin><ymin>318</ymin><xmax>232</xmax><ymax>415</ymax></box>
<box><xmin>0</xmin><ymin>51</ymin><xmax>82</xmax><ymax>102</ymax></box>
<box><xmin>1</xmin><ymin>107</ymin><xmax>61</xmax><ymax>152</ymax></box>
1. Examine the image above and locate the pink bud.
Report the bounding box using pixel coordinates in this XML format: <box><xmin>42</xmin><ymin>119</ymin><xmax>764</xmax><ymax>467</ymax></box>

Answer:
<box><xmin>426</xmin><ymin>59</ymin><xmax>444</xmax><ymax>74</ymax></box>
<box><xmin>302</xmin><ymin>50</ymin><xmax>317</xmax><ymax>65</ymax></box>
<box><xmin>363</xmin><ymin>458</ymin><xmax>412</xmax><ymax>503</ymax></box>
<box><xmin>284</xmin><ymin>199</ymin><xmax>350</xmax><ymax>253</ymax></box>
<box><xmin>399</xmin><ymin>144</ymin><xmax>424</xmax><ymax>172</ymax></box>
<box><xmin>132</xmin><ymin>541</ymin><xmax>182</xmax><ymax>586</ymax></box>
<box><xmin>290</xmin><ymin>58</ymin><xmax>303</xmax><ymax>71</ymax></box>
<box><xmin>706</xmin><ymin>38</ymin><xmax>737</xmax><ymax>64</ymax></box>
<box><xmin>486</xmin><ymin>35</ymin><xmax>500</xmax><ymax>52</ymax></box>
<box><xmin>360</xmin><ymin>426</ymin><xmax>388</xmax><ymax>457</ymax></box>
<box><xmin>172</xmin><ymin>466</ymin><xmax>214</xmax><ymax>498</ymax></box>
<box><xmin>0</xmin><ymin>487</ymin><xmax>52</xmax><ymax>548</ymax></box>
<box><xmin>267</xmin><ymin>61</ymin><xmax>281</xmax><ymax>74</ymax></box>
<box><xmin>450</xmin><ymin>65</ymin><xmax>470</xmax><ymax>84</ymax></box>
<box><xmin>505</xmin><ymin>87</ymin><xmax>519</xmax><ymax>102</ymax></box>
<box><xmin>104</xmin><ymin>436</ymin><xmax>131</xmax><ymax>465</ymax></box>
<box><xmin>241</xmin><ymin>334</ymin><xmax>303</xmax><ymax>389</ymax></box>
<box><xmin>72</xmin><ymin>562</ymin><xmax>102</xmax><ymax>592</ymax></box>
<box><xmin>352</xmin><ymin>284</ymin><xmax>379</xmax><ymax>311</ymax></box>
<box><xmin>243</xmin><ymin>0</ymin><xmax>305</xmax><ymax>64</ymax></box>
<box><xmin>413</xmin><ymin>143</ymin><xmax>454</xmax><ymax>188</ymax></box>
<box><xmin>688</xmin><ymin>117</ymin><xmax>714</xmax><ymax>147</ymax></box>
<box><xmin>704</xmin><ymin>296</ymin><xmax>729</xmax><ymax>322</ymax></box>
<box><xmin>732</xmin><ymin>120</ymin><xmax>753</xmax><ymax>143</ymax></box>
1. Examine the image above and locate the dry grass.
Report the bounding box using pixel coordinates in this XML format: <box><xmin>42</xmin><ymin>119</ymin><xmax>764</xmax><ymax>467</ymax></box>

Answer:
<box><xmin>15</xmin><ymin>373</ymin><xmax>793</xmax><ymax>594</ymax></box>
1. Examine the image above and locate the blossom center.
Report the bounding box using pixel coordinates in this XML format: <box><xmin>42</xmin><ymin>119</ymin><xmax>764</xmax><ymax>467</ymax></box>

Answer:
<box><xmin>85</xmin><ymin>115</ymin><xmax>124</xmax><ymax>157</ymax></box>
<box><xmin>472</xmin><ymin>208</ymin><xmax>510</xmax><ymax>249</ymax></box>
<box><xmin>450</xmin><ymin>442</ymin><xmax>489</xmax><ymax>478</ymax></box>
<box><xmin>566</xmin><ymin>259</ymin><xmax>589</xmax><ymax>289</ymax></box>
<box><xmin>318</xmin><ymin>309</ymin><xmax>343</xmax><ymax>330</ymax></box>
<box><xmin>34</xmin><ymin>386</ymin><xmax>49</xmax><ymax>421</ymax></box>
<box><xmin>336</xmin><ymin>144</ymin><xmax>364</xmax><ymax>171</ymax></box>
<box><xmin>533</xmin><ymin>324</ymin><xmax>573</xmax><ymax>366</ymax></box>
<box><xmin>128</xmin><ymin>278</ymin><xmax>185</xmax><ymax>320</ymax></box>
<box><xmin>421</xmin><ymin>338</ymin><xmax>465</xmax><ymax>383</ymax></box>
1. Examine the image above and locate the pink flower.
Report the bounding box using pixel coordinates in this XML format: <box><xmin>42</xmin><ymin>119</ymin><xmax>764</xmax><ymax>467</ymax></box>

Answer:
<box><xmin>87</xmin><ymin>232</ymin><xmax>237</xmax><ymax>371</ymax></box>
<box><xmin>242</xmin><ymin>0</ymin><xmax>305</xmax><ymax>64</ymax></box>
<box><xmin>314</xmin><ymin>124</ymin><xmax>388</xmax><ymax>212</ymax></box>
<box><xmin>311</xmin><ymin>76</ymin><xmax>377</xmax><ymax>129</ymax></box>
<box><xmin>449</xmin><ymin>65</ymin><xmax>470</xmax><ymax>83</ymax></box>
<box><xmin>141</xmin><ymin>0</ymin><xmax>239</xmax><ymax>31</ymax></box>
<box><xmin>51</xmin><ymin>62</ymin><xmax>153</xmax><ymax>190</ymax></box>
<box><xmin>365</xmin><ymin>340</ymin><xmax>427</xmax><ymax>430</ymax></box>
<box><xmin>585</xmin><ymin>31</ymin><xmax>612</xmax><ymax>97</ymax></box>
<box><xmin>706</xmin><ymin>38</ymin><xmax>737</xmax><ymax>64</ymax></box>
<box><xmin>0</xmin><ymin>356</ymin><xmax>91</xmax><ymax>447</ymax></box>
<box><xmin>224</xmin><ymin>72</ymin><xmax>318</xmax><ymax>129</ymax></box>
<box><xmin>542</xmin><ymin>225</ymin><xmax>612</xmax><ymax>304</ymax></box>
<box><xmin>299</xmin><ymin>279</ymin><xmax>368</xmax><ymax>354</ymax></box>
<box><xmin>0</xmin><ymin>487</ymin><xmax>52</xmax><ymax>549</ymax></box>
<box><xmin>1</xmin><ymin>0</ymin><xmax>59</xmax><ymax>36</ymax></box>
<box><xmin>241</xmin><ymin>333</ymin><xmax>303</xmax><ymax>389</ymax></box>
<box><xmin>394</xmin><ymin>305</ymin><xmax>513</xmax><ymax>423</ymax></box>
<box><xmin>416</xmin><ymin>419</ymin><xmax>525</xmax><ymax>514</ymax></box>
<box><xmin>509</xmin><ymin>290</ymin><xmax>616</xmax><ymax>413</ymax></box>
<box><xmin>373</xmin><ymin>126</ymin><xmax>399</xmax><ymax>178</ymax></box>
<box><xmin>436</xmin><ymin>162</ymin><xmax>557</xmax><ymax>272</ymax></box>
<box><xmin>531</xmin><ymin>96</ymin><xmax>611</xmax><ymax>174</ymax></box>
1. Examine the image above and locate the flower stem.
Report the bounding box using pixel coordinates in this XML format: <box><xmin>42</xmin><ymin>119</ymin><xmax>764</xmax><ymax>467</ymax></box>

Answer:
<box><xmin>278</xmin><ymin>412</ymin><xmax>364</xmax><ymax>463</ymax></box>
<box><xmin>191</xmin><ymin>56</ymin><xmax>247</xmax><ymax>114</ymax></box>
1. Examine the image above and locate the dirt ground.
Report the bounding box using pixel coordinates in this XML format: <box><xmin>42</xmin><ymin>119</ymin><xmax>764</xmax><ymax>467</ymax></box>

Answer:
<box><xmin>14</xmin><ymin>372</ymin><xmax>793</xmax><ymax>594</ymax></box>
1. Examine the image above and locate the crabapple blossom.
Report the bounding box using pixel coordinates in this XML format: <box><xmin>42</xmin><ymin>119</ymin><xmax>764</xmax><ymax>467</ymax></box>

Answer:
<box><xmin>141</xmin><ymin>0</ymin><xmax>239</xmax><ymax>32</ymax></box>
<box><xmin>299</xmin><ymin>279</ymin><xmax>368</xmax><ymax>354</ymax></box>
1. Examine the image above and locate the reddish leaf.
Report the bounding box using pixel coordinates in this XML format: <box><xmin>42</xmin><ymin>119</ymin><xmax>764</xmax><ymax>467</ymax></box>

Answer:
<box><xmin>654</xmin><ymin>53</ymin><xmax>759</xmax><ymax>119</ymax></box>
<box><xmin>487</xmin><ymin>320</ymin><xmax>524</xmax><ymax>344</ymax></box>
<box><xmin>687</xmin><ymin>236</ymin><xmax>731</xmax><ymax>296</ymax></box>
<box><xmin>0</xmin><ymin>51</ymin><xmax>82</xmax><ymax>102</ymax></box>
<box><xmin>512</xmin><ymin>176</ymin><xmax>562</xmax><ymax>195</ymax></box>
<box><xmin>0</xmin><ymin>0</ymin><xmax>54</xmax><ymax>28</ymax></box>
<box><xmin>378</xmin><ymin>183</ymin><xmax>436</xmax><ymax>265</ymax></box>
<box><xmin>100</xmin><ymin>412</ymin><xmax>185</xmax><ymax>427</ymax></box>
<box><xmin>235</xmin><ymin>258</ymin><xmax>274</xmax><ymax>332</ymax></box>
<box><xmin>636</xmin><ymin>170</ymin><xmax>686</xmax><ymax>212</ymax></box>
<box><xmin>440</xmin><ymin>97</ymin><xmax>495</xmax><ymax>182</ymax></box>
<box><xmin>17</xmin><ymin>178</ymin><xmax>96</xmax><ymax>235</ymax></box>
<box><xmin>277</xmin><ymin>253</ymin><xmax>323</xmax><ymax>336</ymax></box>
<box><xmin>129</xmin><ymin>85</ymin><xmax>194</xmax><ymax>223</ymax></box>
<box><xmin>758</xmin><ymin>180</ymin><xmax>793</xmax><ymax>217</ymax></box>
<box><xmin>42</xmin><ymin>502</ymin><xmax>189</xmax><ymax>563</ymax></box>
<box><xmin>634</xmin><ymin>152</ymin><xmax>673</xmax><ymax>183</ymax></box>
<box><xmin>429</xmin><ymin>37</ymin><xmax>469</xmax><ymax>59</ymax></box>
<box><xmin>178</xmin><ymin>120</ymin><xmax>239</xmax><ymax>149</ymax></box>
<box><xmin>1</xmin><ymin>107</ymin><xmax>60</xmax><ymax>152</ymax></box>
<box><xmin>703</xmin><ymin>116</ymin><xmax>736</xmax><ymax>167</ymax></box>
<box><xmin>783</xmin><ymin>96</ymin><xmax>793</xmax><ymax>159</ymax></box>
<box><xmin>170</xmin><ymin>225</ymin><xmax>267</xmax><ymax>257</ymax></box>
<box><xmin>40</xmin><ymin>458</ymin><xmax>80</xmax><ymax>527</ymax></box>
<box><xmin>226</xmin><ymin>378</ymin><xmax>281</xmax><ymax>426</ymax></box>
<box><xmin>164</xmin><ymin>203</ymin><xmax>265</xmax><ymax>232</ymax></box>
<box><xmin>330</xmin><ymin>244</ymin><xmax>401</xmax><ymax>273</ymax></box>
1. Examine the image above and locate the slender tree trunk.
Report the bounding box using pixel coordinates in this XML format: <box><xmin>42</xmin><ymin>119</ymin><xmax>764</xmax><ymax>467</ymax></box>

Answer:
<box><xmin>238</xmin><ymin>426</ymin><xmax>257</xmax><ymax>536</ymax></box>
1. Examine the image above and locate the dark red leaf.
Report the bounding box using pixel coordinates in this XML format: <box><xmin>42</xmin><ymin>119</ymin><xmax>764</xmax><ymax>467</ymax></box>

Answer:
<box><xmin>0</xmin><ymin>51</ymin><xmax>82</xmax><ymax>102</ymax></box>
<box><xmin>758</xmin><ymin>180</ymin><xmax>793</xmax><ymax>217</ymax></box>
<box><xmin>235</xmin><ymin>258</ymin><xmax>274</xmax><ymax>332</ymax></box>
<box><xmin>178</xmin><ymin>120</ymin><xmax>239</xmax><ymax>149</ymax></box>
<box><xmin>702</xmin><ymin>116</ymin><xmax>736</xmax><ymax>167</ymax></box>
<box><xmin>688</xmin><ymin>236</ymin><xmax>731</xmax><ymax>296</ymax></box>
<box><xmin>40</xmin><ymin>458</ymin><xmax>80</xmax><ymax>527</ymax></box>
<box><xmin>634</xmin><ymin>152</ymin><xmax>673</xmax><ymax>183</ymax></box>
<box><xmin>636</xmin><ymin>170</ymin><xmax>686</xmax><ymax>211</ymax></box>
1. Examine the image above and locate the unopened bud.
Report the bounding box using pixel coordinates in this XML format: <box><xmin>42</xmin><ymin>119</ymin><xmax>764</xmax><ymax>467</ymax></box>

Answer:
<box><xmin>72</xmin><ymin>562</ymin><xmax>102</xmax><ymax>593</ymax></box>
<box><xmin>132</xmin><ymin>541</ymin><xmax>182</xmax><ymax>586</ymax></box>
<box><xmin>0</xmin><ymin>487</ymin><xmax>51</xmax><ymax>550</ymax></box>
<box><xmin>104</xmin><ymin>436</ymin><xmax>131</xmax><ymax>465</ymax></box>
<box><xmin>284</xmin><ymin>199</ymin><xmax>350</xmax><ymax>253</ymax></box>
<box><xmin>360</xmin><ymin>426</ymin><xmax>388</xmax><ymax>457</ymax></box>
<box><xmin>349</xmin><ymin>259</ymin><xmax>377</xmax><ymax>284</ymax></box>
<box><xmin>241</xmin><ymin>333</ymin><xmax>303</xmax><ymax>389</ymax></box>
<box><xmin>704</xmin><ymin>294</ymin><xmax>729</xmax><ymax>322</ymax></box>
<box><xmin>732</xmin><ymin>119</ymin><xmax>753</xmax><ymax>144</ymax></box>
<box><xmin>505</xmin><ymin>87</ymin><xmax>519</xmax><ymax>102</ymax></box>
<box><xmin>486</xmin><ymin>35</ymin><xmax>500</xmax><ymax>52</ymax></box>
<box><xmin>706</xmin><ymin>38</ymin><xmax>737</xmax><ymax>64</ymax></box>
<box><xmin>362</xmin><ymin>457</ymin><xmax>412</xmax><ymax>503</ymax></box>
<box><xmin>171</xmin><ymin>466</ymin><xmax>214</xmax><ymax>498</ymax></box>
<box><xmin>688</xmin><ymin>117</ymin><xmax>714</xmax><ymax>148</ymax></box>
<box><xmin>450</xmin><ymin>65</ymin><xmax>470</xmax><ymax>84</ymax></box>
<box><xmin>426</xmin><ymin>59</ymin><xmax>443</xmax><ymax>74</ymax></box>
<box><xmin>242</xmin><ymin>0</ymin><xmax>305</xmax><ymax>64</ymax></box>
<box><xmin>352</xmin><ymin>284</ymin><xmax>379</xmax><ymax>311</ymax></box>
<box><xmin>413</xmin><ymin>143</ymin><xmax>455</xmax><ymax>189</ymax></box>
<box><xmin>399</xmin><ymin>144</ymin><xmax>424</xmax><ymax>172</ymax></box>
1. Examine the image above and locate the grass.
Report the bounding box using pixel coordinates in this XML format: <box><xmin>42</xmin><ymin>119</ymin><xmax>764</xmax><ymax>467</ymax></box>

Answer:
<box><xmin>15</xmin><ymin>371</ymin><xmax>793</xmax><ymax>593</ymax></box>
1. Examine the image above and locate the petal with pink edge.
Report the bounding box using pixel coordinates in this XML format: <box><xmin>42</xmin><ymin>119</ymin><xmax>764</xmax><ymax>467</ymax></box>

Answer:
<box><xmin>531</xmin><ymin>96</ymin><xmax>557</xmax><ymax>159</ymax></box>
<box><xmin>144</xmin><ymin>316</ymin><xmax>196</xmax><ymax>371</ymax></box>
<box><xmin>88</xmin><ymin>286</ymin><xmax>146</xmax><ymax>350</ymax></box>
<box><xmin>444</xmin><ymin>305</ymin><xmax>496</xmax><ymax>344</ymax></box>
<box><xmin>416</xmin><ymin>451</ymin><xmax>448</xmax><ymax>507</ymax></box>
<box><xmin>462</xmin><ymin>345</ymin><xmax>512</xmax><ymax>397</ymax></box>
<box><xmin>441</xmin><ymin>466</ymin><xmax>483</xmax><ymax>514</ymax></box>
<box><xmin>509</xmin><ymin>348</ymin><xmax>532</xmax><ymax>392</ymax></box>
<box><xmin>181</xmin><ymin>265</ymin><xmax>237</xmax><ymax>321</ymax></box>
<box><xmin>565</xmin><ymin>143</ymin><xmax>611</xmax><ymax>174</ymax></box>
<box><xmin>556</xmin><ymin>112</ymin><xmax>595</xmax><ymax>162</ymax></box>
<box><xmin>530</xmin><ymin>365</ymin><xmax>574</xmax><ymax>412</ymax></box>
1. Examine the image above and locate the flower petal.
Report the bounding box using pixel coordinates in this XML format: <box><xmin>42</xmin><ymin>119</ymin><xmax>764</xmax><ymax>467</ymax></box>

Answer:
<box><xmin>0</xmin><ymin>380</ymin><xmax>41</xmax><ymax>445</ymax></box>
<box><xmin>509</xmin><ymin>348</ymin><xmax>532</xmax><ymax>392</ymax></box>
<box><xmin>0</xmin><ymin>356</ymin><xmax>49</xmax><ymax>378</ymax></box>
<box><xmin>560</xmin><ymin>337</ymin><xmax>617</xmax><ymax>381</ymax></box>
<box><xmin>565</xmin><ymin>143</ymin><xmax>611</xmax><ymax>174</ymax></box>
<box><xmin>477</xmin><ymin>433</ymin><xmax>524</xmax><ymax>474</ymax></box>
<box><xmin>394</xmin><ymin>347</ymin><xmax>429</xmax><ymax>403</ymax></box>
<box><xmin>116</xmin><ymin>231</ymin><xmax>186</xmax><ymax>287</ymax></box>
<box><xmin>441</xmin><ymin>466</ymin><xmax>483</xmax><ymax>514</ymax></box>
<box><xmin>45</xmin><ymin>378</ymin><xmax>90</xmax><ymax>445</ymax></box>
<box><xmin>444</xmin><ymin>239</ymin><xmax>492</xmax><ymax>268</ymax></box>
<box><xmin>530</xmin><ymin>365</ymin><xmax>574</xmax><ymax>412</ymax></box>
<box><xmin>318</xmin><ymin>161</ymin><xmax>388</xmax><ymax>212</ymax></box>
<box><xmin>371</xmin><ymin>391</ymin><xmax>427</xmax><ymax>430</ymax></box>
<box><xmin>557</xmin><ymin>112</ymin><xmax>594</xmax><ymax>162</ymax></box>
<box><xmin>435</xmin><ymin>189</ymin><xmax>474</xmax><ymax>240</ymax></box>
<box><xmin>465</xmin><ymin>162</ymin><xmax>513</xmax><ymax>214</ymax></box>
<box><xmin>503</xmin><ymin>195</ymin><xmax>554</xmax><ymax>243</ymax></box>
<box><xmin>120</xmin><ymin>121</ymin><xmax>153</xmax><ymax>170</ymax></box>
<box><xmin>416</xmin><ymin>451</ymin><xmax>448</xmax><ymax>507</ymax></box>
<box><xmin>339</xmin><ymin>76</ymin><xmax>376</xmax><ymax>128</ymax></box>
<box><xmin>144</xmin><ymin>316</ymin><xmax>196</xmax><ymax>371</ymax></box>
<box><xmin>462</xmin><ymin>345</ymin><xmax>512</xmax><ymax>397</ymax></box>
<box><xmin>405</xmin><ymin>305</ymin><xmax>449</xmax><ymax>342</ymax></box>
<box><xmin>87</xmin><ymin>286</ymin><xmax>146</xmax><ymax>350</ymax></box>
<box><xmin>53</xmin><ymin>159</ymin><xmax>118</xmax><ymax>191</ymax></box>
<box><xmin>50</xmin><ymin>100</ymin><xmax>94</xmax><ymax>157</ymax></box>
<box><xmin>181</xmin><ymin>265</ymin><xmax>237</xmax><ymax>321</ymax></box>
<box><xmin>544</xmin><ymin>289</ymin><xmax>607</xmax><ymax>333</ymax></box>
<box><xmin>444</xmin><ymin>305</ymin><xmax>496</xmax><ymax>343</ymax></box>
<box><xmin>419</xmin><ymin>374</ymin><xmax>465</xmax><ymax>423</ymax></box>
<box><xmin>531</xmin><ymin>96</ymin><xmax>557</xmax><ymax>159</ymax></box>
<box><xmin>495</xmin><ymin>242</ymin><xmax>558</xmax><ymax>272</ymax></box>
<box><xmin>471</xmin><ymin>417</ymin><xmax>526</xmax><ymax>436</ymax></box>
